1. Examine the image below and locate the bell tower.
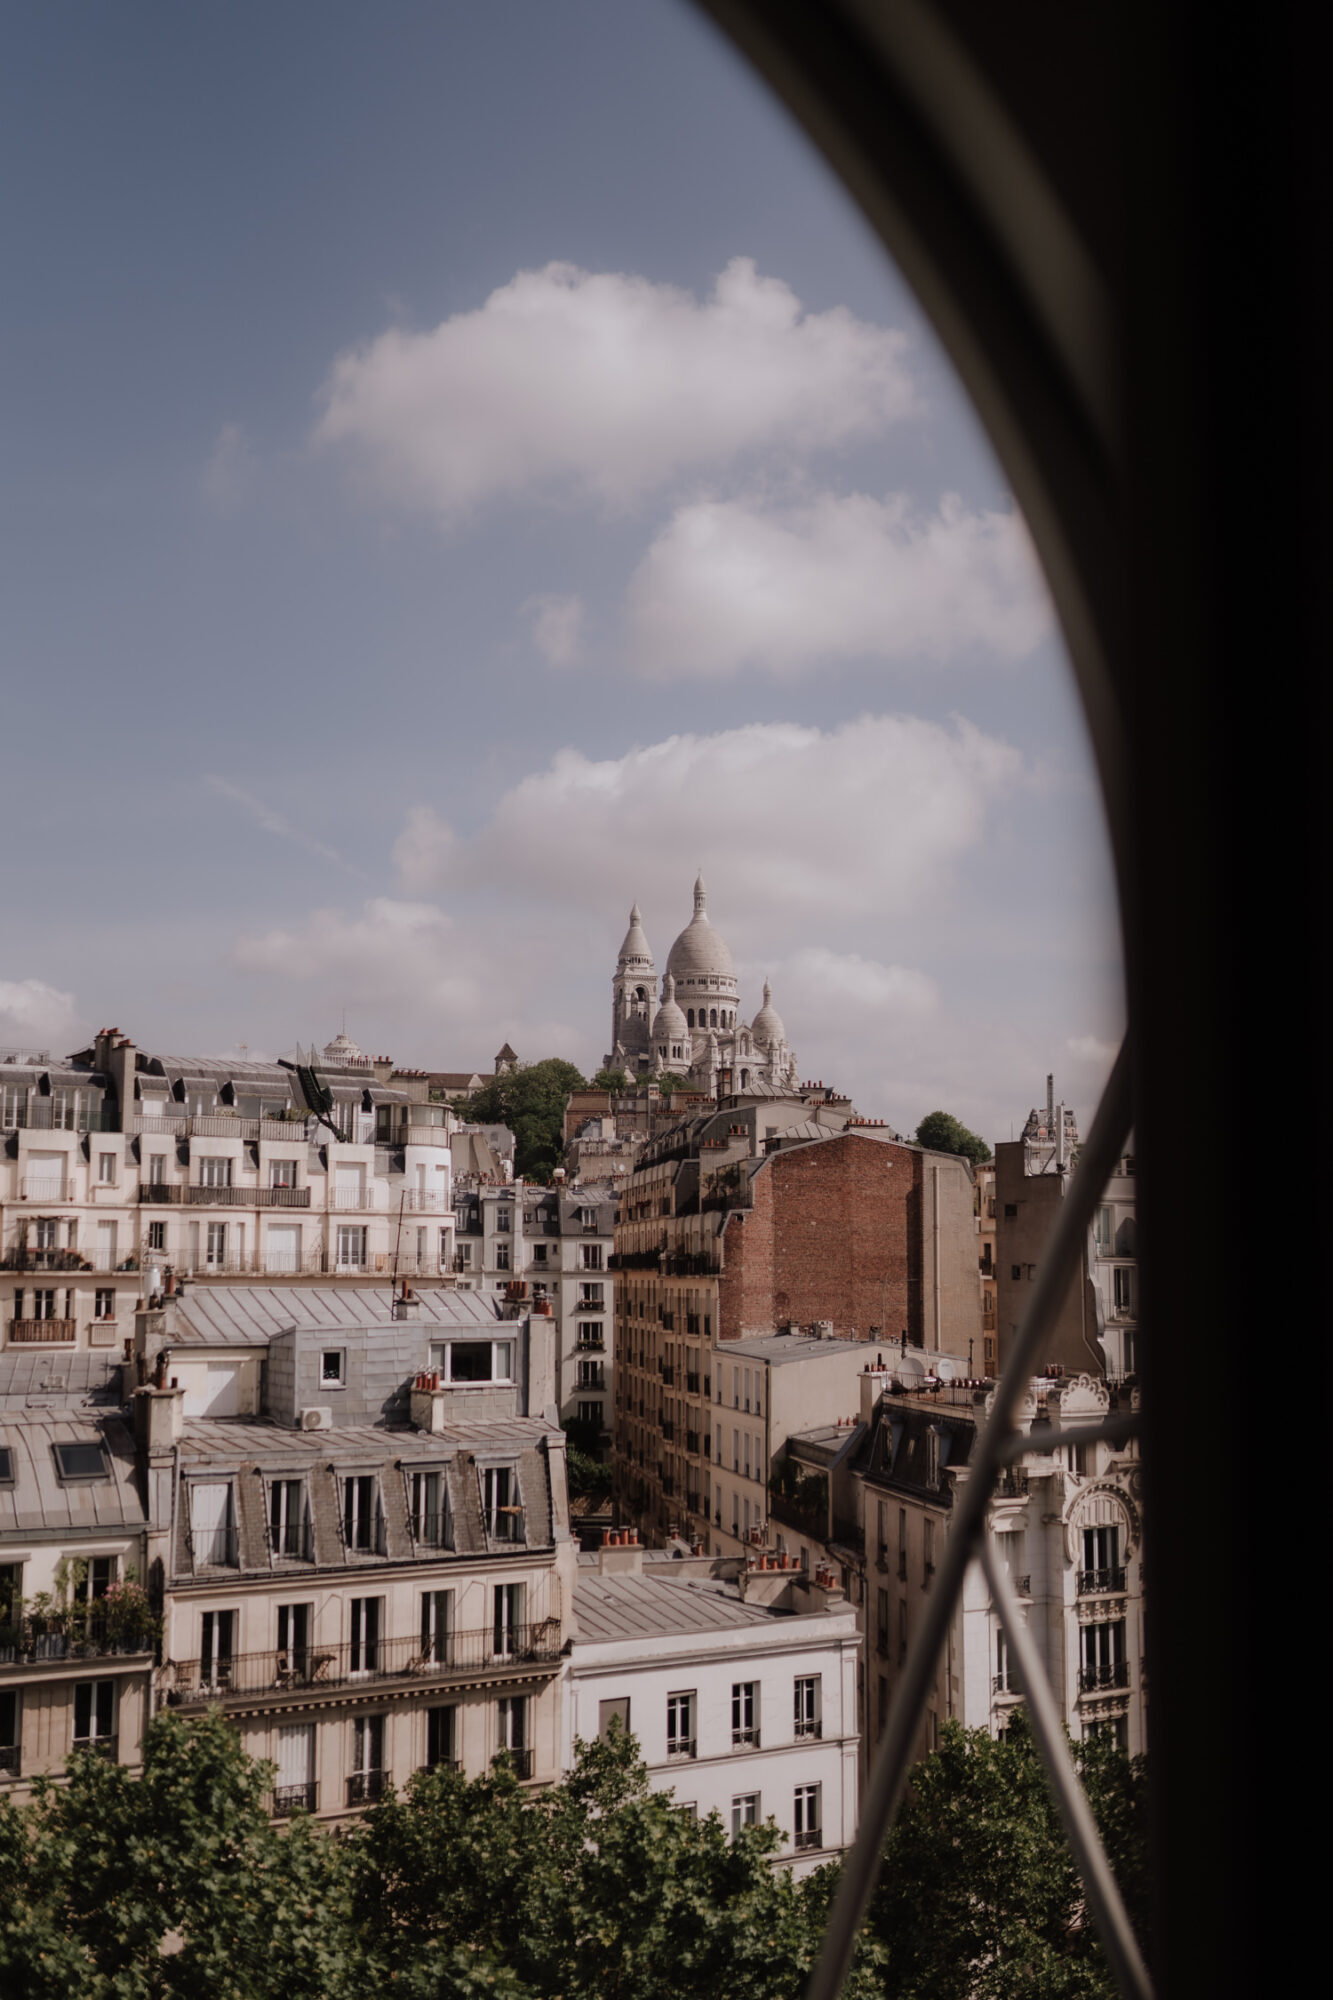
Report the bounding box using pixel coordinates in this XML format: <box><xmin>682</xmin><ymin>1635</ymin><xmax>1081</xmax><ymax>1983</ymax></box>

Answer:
<box><xmin>608</xmin><ymin>902</ymin><xmax>657</xmax><ymax>1073</ymax></box>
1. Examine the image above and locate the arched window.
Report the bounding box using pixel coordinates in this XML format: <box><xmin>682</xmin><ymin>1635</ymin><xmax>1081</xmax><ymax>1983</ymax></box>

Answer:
<box><xmin>741</xmin><ymin>1069</ymin><xmax>749</xmax><ymax>1088</ymax></box>
<box><xmin>687</xmin><ymin>1009</ymin><xmax>694</xmax><ymax>1028</ymax></box>
<box><xmin>709</xmin><ymin>1008</ymin><xmax>718</xmax><ymax>1028</ymax></box>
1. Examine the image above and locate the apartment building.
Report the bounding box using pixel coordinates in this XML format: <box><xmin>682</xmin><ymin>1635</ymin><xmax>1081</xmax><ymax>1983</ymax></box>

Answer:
<box><xmin>0</xmin><ymin>1353</ymin><xmax>155</xmax><ymax>1793</ymax></box>
<box><xmin>450</xmin><ymin>1183</ymin><xmax>616</xmax><ymax>1442</ymax></box>
<box><xmin>975</xmin><ymin>1161</ymin><xmax>997</xmax><ymax>1374</ymax></box>
<box><xmin>994</xmin><ymin>1078</ymin><xmax>1138</xmax><ymax>1381</ymax></box>
<box><xmin>2</xmin><ymin>1031</ymin><xmax>460</xmax><ymax>1354</ymax></box>
<box><xmin>613</xmin><ymin>1094</ymin><xmax>980</xmax><ymax>1551</ymax></box>
<box><xmin>564</xmin><ymin>1534</ymin><xmax>860</xmax><ymax>1876</ymax></box>
<box><xmin>771</xmin><ymin>1360</ymin><xmax>1144</xmax><ymax>1779</ymax></box>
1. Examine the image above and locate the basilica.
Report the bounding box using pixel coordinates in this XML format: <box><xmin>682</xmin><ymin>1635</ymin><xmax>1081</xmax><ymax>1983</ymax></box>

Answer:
<box><xmin>606</xmin><ymin>875</ymin><xmax>799</xmax><ymax>1094</ymax></box>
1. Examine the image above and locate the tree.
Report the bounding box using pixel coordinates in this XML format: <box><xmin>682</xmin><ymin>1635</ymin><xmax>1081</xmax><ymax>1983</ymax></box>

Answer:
<box><xmin>590</xmin><ymin>1066</ymin><xmax>631</xmax><ymax>1093</ymax></box>
<box><xmin>914</xmin><ymin>1109</ymin><xmax>993</xmax><ymax>1164</ymax></box>
<box><xmin>464</xmin><ymin>1059</ymin><xmax>588</xmax><ymax>1180</ymax></box>
<box><xmin>869</xmin><ymin>1712</ymin><xmax>1149</xmax><ymax>1999</ymax></box>
<box><xmin>0</xmin><ymin>1707</ymin><xmax>354</xmax><ymax>1999</ymax></box>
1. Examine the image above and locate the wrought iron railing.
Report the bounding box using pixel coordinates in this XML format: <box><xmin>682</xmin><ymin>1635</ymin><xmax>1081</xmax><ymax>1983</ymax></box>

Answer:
<box><xmin>1078</xmin><ymin>1660</ymin><xmax>1131</xmax><ymax>1692</ymax></box>
<box><xmin>1078</xmin><ymin>1566</ymin><xmax>1127</xmax><ymax>1594</ymax></box>
<box><xmin>347</xmin><ymin>1770</ymin><xmax>386</xmax><ymax>1806</ymax></box>
<box><xmin>163</xmin><ymin>1621</ymin><xmax>561</xmax><ymax>1704</ymax></box>
<box><xmin>273</xmin><ymin>1781</ymin><xmax>319</xmax><ymax>1814</ymax></box>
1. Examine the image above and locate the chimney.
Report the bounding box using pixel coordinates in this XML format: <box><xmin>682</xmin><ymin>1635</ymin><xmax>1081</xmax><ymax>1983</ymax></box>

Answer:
<box><xmin>1046</xmin><ymin>1073</ymin><xmax>1054</xmax><ymax>1133</ymax></box>
<box><xmin>598</xmin><ymin>1526</ymin><xmax>644</xmax><ymax>1576</ymax></box>
<box><xmin>1056</xmin><ymin>1103</ymin><xmax>1067</xmax><ymax>1170</ymax></box>
<box><xmin>134</xmin><ymin>1383</ymin><xmax>184</xmax><ymax>1454</ymax></box>
<box><xmin>860</xmin><ymin>1360</ymin><xmax>889</xmax><ymax>1426</ymax></box>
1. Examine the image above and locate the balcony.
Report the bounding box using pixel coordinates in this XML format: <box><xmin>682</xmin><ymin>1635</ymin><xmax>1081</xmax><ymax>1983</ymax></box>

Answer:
<box><xmin>272</xmin><ymin>1781</ymin><xmax>319</xmax><ymax>1815</ymax></box>
<box><xmin>577</xmin><ymin>1368</ymin><xmax>606</xmax><ymax>1391</ymax></box>
<box><xmin>685</xmin><ymin>1373</ymin><xmax>700</xmax><ymax>1395</ymax></box>
<box><xmin>732</xmin><ymin>1727</ymin><xmax>760</xmax><ymax>1749</ymax></box>
<box><xmin>794</xmin><ymin>1719</ymin><xmax>822</xmax><ymax>1740</ymax></box>
<box><xmin>494</xmin><ymin>1746</ymin><xmax>535</xmax><ymax>1780</ymax></box>
<box><xmin>184</xmin><ymin>1185</ymin><xmax>312</xmax><ymax>1208</ymax></box>
<box><xmin>71</xmin><ymin>1736</ymin><xmax>118</xmax><ymax>1761</ymax></box>
<box><xmin>1077</xmin><ymin>1660</ymin><xmax>1130</xmax><ymax>1693</ymax></box>
<box><xmin>0</xmin><ymin>1744</ymin><xmax>20</xmax><ymax>1776</ymax></box>
<box><xmin>7</xmin><ymin>1318</ymin><xmax>77</xmax><ymax>1344</ymax></box>
<box><xmin>660</xmin><ymin>1419</ymin><xmax>675</xmax><ymax>1442</ymax></box>
<box><xmin>19</xmin><ymin>1178</ymin><xmax>68</xmax><ymax>1201</ymax></box>
<box><xmin>576</xmin><ymin>1333</ymin><xmax>605</xmax><ymax>1352</ymax></box>
<box><xmin>993</xmin><ymin>1672</ymin><xmax>1019</xmax><ymax>1695</ymax></box>
<box><xmin>1077</xmin><ymin>1566</ymin><xmax>1127</xmax><ymax>1595</ymax></box>
<box><xmin>0</xmin><ymin>1614</ymin><xmax>157</xmax><ymax>1667</ymax></box>
<box><xmin>2</xmin><ymin>1247</ymin><xmax>87</xmax><ymax>1272</ymax></box>
<box><xmin>328</xmin><ymin>1190</ymin><xmax>374</xmax><ymax>1211</ymax></box>
<box><xmin>660</xmin><ymin>1364</ymin><xmax>675</xmax><ymax>1386</ymax></box>
<box><xmin>793</xmin><ymin>1828</ymin><xmax>822</xmax><ymax>1852</ymax></box>
<box><xmin>685</xmin><ymin>1431</ymin><xmax>701</xmax><ymax>1455</ymax></box>
<box><xmin>666</xmin><ymin>1738</ymin><xmax>697</xmax><ymax>1761</ymax></box>
<box><xmin>996</xmin><ymin>1470</ymin><xmax>1030</xmax><ymax>1498</ymax></box>
<box><xmin>164</xmin><ymin>1621</ymin><xmax>563</xmax><ymax>1707</ymax></box>
<box><xmin>401</xmin><ymin>1190</ymin><xmax>447</xmax><ymax>1210</ymax></box>
<box><xmin>347</xmin><ymin>1770</ymin><xmax>386</xmax><ymax>1807</ymax></box>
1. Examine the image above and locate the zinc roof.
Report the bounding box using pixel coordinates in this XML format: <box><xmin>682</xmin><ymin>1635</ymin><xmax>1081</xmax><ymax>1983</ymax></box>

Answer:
<box><xmin>571</xmin><ymin>1568</ymin><xmax>788</xmax><ymax>1643</ymax></box>
<box><xmin>0</xmin><ymin>1352</ymin><xmax>122</xmax><ymax>1411</ymax></box>
<box><xmin>169</xmin><ymin>1285</ymin><xmax>506</xmax><ymax>1349</ymax></box>
<box><xmin>0</xmin><ymin>1414</ymin><xmax>146</xmax><ymax>1537</ymax></box>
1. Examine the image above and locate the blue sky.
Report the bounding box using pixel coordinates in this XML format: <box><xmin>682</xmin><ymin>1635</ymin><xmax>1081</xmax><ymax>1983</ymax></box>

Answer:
<box><xmin>0</xmin><ymin>0</ymin><xmax>1122</xmax><ymax>1141</ymax></box>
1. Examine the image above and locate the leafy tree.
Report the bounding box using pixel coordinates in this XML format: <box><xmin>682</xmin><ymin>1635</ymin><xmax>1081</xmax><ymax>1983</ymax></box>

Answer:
<box><xmin>464</xmin><ymin>1059</ymin><xmax>588</xmax><ymax>1180</ymax></box>
<box><xmin>869</xmin><ymin>1712</ymin><xmax>1148</xmax><ymax>1999</ymax></box>
<box><xmin>654</xmin><ymin>1073</ymin><xmax>690</xmax><ymax>1098</ymax></box>
<box><xmin>0</xmin><ymin>1707</ymin><xmax>354</xmax><ymax>1999</ymax></box>
<box><xmin>590</xmin><ymin>1066</ymin><xmax>631</xmax><ymax>1093</ymax></box>
<box><xmin>914</xmin><ymin>1108</ymin><xmax>993</xmax><ymax>1165</ymax></box>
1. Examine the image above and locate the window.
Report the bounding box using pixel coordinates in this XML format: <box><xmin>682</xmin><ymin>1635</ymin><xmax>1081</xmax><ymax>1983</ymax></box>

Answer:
<box><xmin>410</xmin><ymin>1469</ymin><xmax>449</xmax><ymax>1547</ymax></box>
<box><xmin>492</xmin><ymin>1581</ymin><xmax>525</xmax><ymax>1657</ymax></box>
<box><xmin>336</xmin><ymin>1225</ymin><xmax>367</xmax><ymax>1270</ymax></box>
<box><xmin>580</xmin><ymin>1243</ymin><xmax>603</xmax><ymax>1270</ymax></box>
<box><xmin>437</xmin><ymin>1339</ymin><xmax>515</xmax><ymax>1384</ymax></box>
<box><xmin>923</xmin><ymin>1517</ymin><xmax>936</xmax><ymax>1579</ymax></box>
<box><xmin>731</xmin><ymin>1681</ymin><xmax>759</xmax><ymax>1747</ymax></box>
<box><xmin>269</xmin><ymin>1479</ymin><xmax>307</xmax><ymax>1559</ymax></box>
<box><xmin>1113</xmin><ymin>1265</ymin><xmax>1136</xmax><ymax>1316</ymax></box>
<box><xmin>76</xmin><ymin>1556</ymin><xmax>116</xmax><ymax>1603</ymax></box>
<box><xmin>425</xmin><ymin>1705</ymin><xmax>456</xmax><ymax>1769</ymax></box>
<box><xmin>349</xmin><ymin>1596</ymin><xmax>383</xmax><ymax>1674</ymax></box>
<box><xmin>1094</xmin><ymin>1203</ymin><xmax>1114</xmax><ymax>1252</ymax></box>
<box><xmin>321</xmin><ymin>1350</ymin><xmax>345</xmax><ymax>1387</ymax></box>
<box><xmin>269</xmin><ymin>1158</ymin><xmax>298</xmax><ymax>1189</ymax></box>
<box><xmin>1080</xmin><ymin>1524</ymin><xmax>1123</xmax><ymax>1590</ymax></box>
<box><xmin>97</xmin><ymin>1151</ymin><xmax>117</xmax><ymax>1184</ymax></box>
<box><xmin>31</xmin><ymin>1288</ymin><xmax>57</xmax><ymax>1321</ymax></box>
<box><xmin>598</xmin><ymin>1697</ymin><xmax>631</xmax><ymax>1741</ymax></box>
<box><xmin>189</xmin><ymin>1480</ymin><xmax>236</xmax><ymax>1564</ymax></box>
<box><xmin>794</xmin><ymin>1675</ymin><xmax>821</xmax><ymax>1739</ymax></box>
<box><xmin>1080</xmin><ymin>1620</ymin><xmax>1128</xmax><ymax>1690</ymax></box>
<box><xmin>495</xmin><ymin>1241</ymin><xmax>511</xmax><ymax>1271</ymax></box>
<box><xmin>73</xmin><ymin>1678</ymin><xmax>115</xmax><ymax>1753</ymax></box>
<box><xmin>876</xmin><ymin>1588</ymin><xmax>889</xmax><ymax>1653</ymax></box>
<box><xmin>578</xmin><ymin>1400</ymin><xmax>602</xmax><ymax>1427</ymax></box>
<box><xmin>496</xmin><ymin>1694</ymin><xmax>527</xmax><ymax>1765</ymax></box>
<box><xmin>198</xmin><ymin>1156</ymin><xmax>232</xmax><ymax>1188</ymax></box>
<box><xmin>206</xmin><ymin>1221</ymin><xmax>228</xmax><ymax>1268</ymax></box>
<box><xmin>349</xmin><ymin>1713</ymin><xmax>385</xmax><ymax>1804</ymax></box>
<box><xmin>0</xmin><ymin>1688</ymin><xmax>19</xmax><ymax>1775</ymax></box>
<box><xmin>495</xmin><ymin>1206</ymin><xmax>512</xmax><ymax>1232</ymax></box>
<box><xmin>342</xmin><ymin>1476</ymin><xmax>380</xmax><ymax>1553</ymax></box>
<box><xmin>731</xmin><ymin>1793</ymin><xmax>760</xmax><ymax>1840</ymax></box>
<box><xmin>147</xmin><ymin>1219</ymin><xmax>166</xmax><ymax>1250</ymax></box>
<box><xmin>793</xmin><ymin>1782</ymin><xmax>822</xmax><ymax>1850</ymax></box>
<box><xmin>667</xmin><ymin>1690</ymin><xmax>696</xmax><ymax>1759</ymax></box>
<box><xmin>899</xmin><ymin>1600</ymin><xmax>908</xmax><ymax>1665</ymax></box>
<box><xmin>200</xmin><ymin>1609</ymin><xmax>235</xmax><ymax>1689</ymax></box>
<box><xmin>275</xmin><ymin>1721</ymin><xmax>316</xmax><ymax>1813</ymax></box>
<box><xmin>995</xmin><ymin>1625</ymin><xmax>1012</xmax><ymax>1694</ymax></box>
<box><xmin>420</xmin><ymin>1588</ymin><xmax>453</xmax><ymax>1663</ymax></box>
<box><xmin>94</xmin><ymin>1289</ymin><xmax>115</xmax><ymax>1321</ymax></box>
<box><xmin>577</xmin><ymin>1322</ymin><xmax>605</xmax><ymax>1349</ymax></box>
<box><xmin>277</xmin><ymin>1602</ymin><xmax>310</xmax><ymax>1676</ymax></box>
<box><xmin>732</xmin><ymin>1428</ymin><xmax>740</xmax><ymax>1472</ymax></box>
<box><xmin>148</xmin><ymin>1153</ymin><xmax>167</xmax><ymax>1185</ymax></box>
<box><xmin>481</xmin><ymin>1464</ymin><xmax>521</xmax><ymax>1540</ymax></box>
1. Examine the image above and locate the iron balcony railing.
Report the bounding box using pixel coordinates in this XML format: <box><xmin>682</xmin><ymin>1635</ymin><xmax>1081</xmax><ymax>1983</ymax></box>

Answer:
<box><xmin>187</xmin><ymin>1185</ymin><xmax>311</xmax><ymax>1207</ymax></box>
<box><xmin>732</xmin><ymin>1726</ymin><xmax>761</xmax><ymax>1748</ymax></box>
<box><xmin>666</xmin><ymin>1737</ymin><xmax>697</xmax><ymax>1760</ymax></box>
<box><xmin>1078</xmin><ymin>1566</ymin><xmax>1128</xmax><ymax>1594</ymax></box>
<box><xmin>1078</xmin><ymin>1660</ymin><xmax>1131</xmax><ymax>1693</ymax></box>
<box><xmin>0</xmin><ymin>1744</ymin><xmax>20</xmax><ymax>1775</ymax></box>
<box><xmin>273</xmin><ymin>1781</ymin><xmax>319</xmax><ymax>1815</ymax></box>
<box><xmin>0</xmin><ymin>1615</ymin><xmax>156</xmax><ymax>1665</ymax></box>
<box><xmin>71</xmin><ymin>1736</ymin><xmax>118</xmax><ymax>1760</ymax></box>
<box><xmin>794</xmin><ymin>1828</ymin><xmax>823</xmax><ymax>1852</ymax></box>
<box><xmin>347</xmin><ymin>1770</ymin><xmax>386</xmax><ymax>1807</ymax></box>
<box><xmin>794</xmin><ymin>1718</ymin><xmax>822</xmax><ymax>1740</ymax></box>
<box><xmin>164</xmin><ymin>1621</ymin><xmax>562</xmax><ymax>1705</ymax></box>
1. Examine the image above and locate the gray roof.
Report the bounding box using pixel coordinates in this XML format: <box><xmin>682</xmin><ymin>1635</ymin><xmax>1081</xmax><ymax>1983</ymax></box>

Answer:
<box><xmin>168</xmin><ymin>1285</ymin><xmax>508</xmax><ymax>1348</ymax></box>
<box><xmin>726</xmin><ymin>1334</ymin><xmax>868</xmax><ymax>1366</ymax></box>
<box><xmin>0</xmin><ymin>1414</ymin><xmax>147</xmax><ymax>1537</ymax></box>
<box><xmin>572</xmin><ymin>1567</ymin><xmax>789</xmax><ymax>1643</ymax></box>
<box><xmin>177</xmin><ymin>1413</ymin><xmax>556</xmax><ymax>1467</ymax></box>
<box><xmin>0</xmin><ymin>1352</ymin><xmax>123</xmax><ymax>1411</ymax></box>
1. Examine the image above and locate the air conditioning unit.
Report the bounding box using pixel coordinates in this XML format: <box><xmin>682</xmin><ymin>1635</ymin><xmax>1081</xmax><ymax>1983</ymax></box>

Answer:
<box><xmin>300</xmin><ymin>1406</ymin><xmax>333</xmax><ymax>1431</ymax></box>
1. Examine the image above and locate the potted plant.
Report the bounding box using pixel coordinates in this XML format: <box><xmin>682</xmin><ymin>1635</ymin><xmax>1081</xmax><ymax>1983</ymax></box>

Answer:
<box><xmin>102</xmin><ymin>1574</ymin><xmax>159</xmax><ymax>1654</ymax></box>
<box><xmin>27</xmin><ymin>1591</ymin><xmax>68</xmax><ymax>1660</ymax></box>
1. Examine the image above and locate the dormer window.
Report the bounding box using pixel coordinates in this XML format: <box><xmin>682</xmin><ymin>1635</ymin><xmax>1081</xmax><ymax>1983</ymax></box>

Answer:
<box><xmin>409</xmin><ymin>1468</ymin><xmax>450</xmax><ymax>1548</ymax></box>
<box><xmin>342</xmin><ymin>1474</ymin><xmax>383</xmax><ymax>1554</ymax></box>
<box><xmin>189</xmin><ymin>1480</ymin><xmax>237</xmax><ymax>1566</ymax></box>
<box><xmin>480</xmin><ymin>1464</ymin><xmax>523</xmax><ymax>1543</ymax></box>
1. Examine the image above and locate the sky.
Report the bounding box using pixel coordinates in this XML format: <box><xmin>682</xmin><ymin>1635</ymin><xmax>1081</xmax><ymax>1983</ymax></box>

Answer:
<box><xmin>0</xmin><ymin>0</ymin><xmax>1123</xmax><ymax>1144</ymax></box>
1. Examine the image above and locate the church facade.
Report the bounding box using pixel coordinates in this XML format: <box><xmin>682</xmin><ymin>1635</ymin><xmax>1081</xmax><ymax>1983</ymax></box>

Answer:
<box><xmin>606</xmin><ymin>876</ymin><xmax>799</xmax><ymax>1095</ymax></box>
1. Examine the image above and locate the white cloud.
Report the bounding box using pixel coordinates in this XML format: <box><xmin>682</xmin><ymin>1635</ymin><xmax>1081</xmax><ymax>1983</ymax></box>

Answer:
<box><xmin>625</xmin><ymin>491</ymin><xmax>1051</xmax><ymax>677</ymax></box>
<box><xmin>772</xmin><ymin>948</ymin><xmax>937</xmax><ymax>1019</ymax></box>
<box><xmin>204</xmin><ymin>776</ymin><xmax>365</xmax><ymax>878</ymax></box>
<box><xmin>527</xmin><ymin>593</ymin><xmax>584</xmax><ymax>666</ymax></box>
<box><xmin>1066</xmin><ymin>1033</ymin><xmax>1118</xmax><ymax>1067</ymax></box>
<box><xmin>313</xmin><ymin>257</ymin><xmax>916</xmax><ymax>516</ymax></box>
<box><xmin>201</xmin><ymin>422</ymin><xmax>257</xmax><ymax>511</ymax></box>
<box><xmin>392</xmin><ymin>805</ymin><xmax>457</xmax><ymax>892</ymax></box>
<box><xmin>462</xmin><ymin>714</ymin><xmax>1020</xmax><ymax>925</ymax></box>
<box><xmin>0</xmin><ymin>977</ymin><xmax>80</xmax><ymax>1046</ymax></box>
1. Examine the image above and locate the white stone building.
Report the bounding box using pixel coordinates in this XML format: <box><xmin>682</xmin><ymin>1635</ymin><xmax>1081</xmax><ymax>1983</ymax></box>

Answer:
<box><xmin>607</xmin><ymin>877</ymin><xmax>800</xmax><ymax>1095</ymax></box>
<box><xmin>563</xmin><ymin>1536</ymin><xmax>860</xmax><ymax>1874</ymax></box>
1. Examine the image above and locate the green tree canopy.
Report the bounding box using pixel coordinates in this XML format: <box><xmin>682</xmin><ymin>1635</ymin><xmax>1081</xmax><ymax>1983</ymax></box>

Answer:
<box><xmin>914</xmin><ymin>1108</ymin><xmax>993</xmax><ymax>1164</ymax></box>
<box><xmin>590</xmin><ymin>1065</ymin><xmax>631</xmax><ymax>1093</ymax></box>
<box><xmin>870</xmin><ymin>1712</ymin><xmax>1149</xmax><ymax>1998</ymax></box>
<box><xmin>463</xmin><ymin>1059</ymin><xmax>588</xmax><ymax>1180</ymax></box>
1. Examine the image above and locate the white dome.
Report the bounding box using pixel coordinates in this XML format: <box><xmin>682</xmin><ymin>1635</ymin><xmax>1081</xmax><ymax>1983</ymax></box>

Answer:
<box><xmin>665</xmin><ymin>874</ymin><xmax>737</xmax><ymax>988</ymax></box>
<box><xmin>651</xmin><ymin>973</ymin><xmax>689</xmax><ymax>1040</ymax></box>
<box><xmin>752</xmin><ymin>979</ymin><xmax>785</xmax><ymax>1045</ymax></box>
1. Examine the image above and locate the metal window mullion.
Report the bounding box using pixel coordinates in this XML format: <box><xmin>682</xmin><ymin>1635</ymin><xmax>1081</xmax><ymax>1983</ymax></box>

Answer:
<box><xmin>805</xmin><ymin>1038</ymin><xmax>1133</xmax><ymax>2000</ymax></box>
<box><xmin>982</xmin><ymin>1543</ymin><xmax>1151</xmax><ymax>2000</ymax></box>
